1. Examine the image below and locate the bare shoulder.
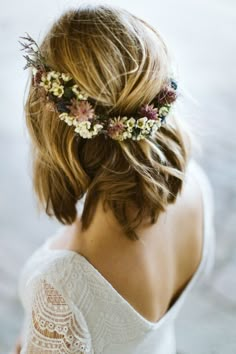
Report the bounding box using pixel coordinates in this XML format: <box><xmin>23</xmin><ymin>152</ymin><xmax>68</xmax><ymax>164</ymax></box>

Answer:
<box><xmin>175</xmin><ymin>160</ymin><xmax>205</xmax><ymax>221</ymax></box>
<box><xmin>169</xmin><ymin>160</ymin><xmax>205</xmax><ymax>277</ymax></box>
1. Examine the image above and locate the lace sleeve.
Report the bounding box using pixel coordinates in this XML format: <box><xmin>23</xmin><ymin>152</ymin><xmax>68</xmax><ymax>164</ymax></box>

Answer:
<box><xmin>20</xmin><ymin>275</ymin><xmax>94</xmax><ymax>354</ymax></box>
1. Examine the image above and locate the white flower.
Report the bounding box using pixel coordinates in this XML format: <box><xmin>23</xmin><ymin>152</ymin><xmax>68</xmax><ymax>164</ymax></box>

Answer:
<box><xmin>72</xmin><ymin>118</ymin><xmax>79</xmax><ymax>127</ymax></box>
<box><xmin>72</xmin><ymin>85</ymin><xmax>88</xmax><ymax>100</ymax></box>
<box><xmin>136</xmin><ymin>117</ymin><xmax>148</xmax><ymax>129</ymax></box>
<box><xmin>141</xmin><ymin>123</ymin><xmax>151</xmax><ymax>133</ymax></box>
<box><xmin>74</xmin><ymin>120</ymin><xmax>92</xmax><ymax>137</ymax></box>
<box><xmin>72</xmin><ymin>85</ymin><xmax>79</xmax><ymax>94</ymax></box>
<box><xmin>61</xmin><ymin>73</ymin><xmax>72</xmax><ymax>82</ymax></box>
<box><xmin>64</xmin><ymin>116</ymin><xmax>74</xmax><ymax>126</ymax></box>
<box><xmin>39</xmin><ymin>73</ymin><xmax>51</xmax><ymax>91</ymax></box>
<box><xmin>76</xmin><ymin>128</ymin><xmax>93</xmax><ymax>139</ymax></box>
<box><xmin>49</xmin><ymin>82</ymin><xmax>64</xmax><ymax>97</ymax></box>
<box><xmin>125</xmin><ymin>117</ymin><xmax>136</xmax><ymax>132</ymax></box>
<box><xmin>122</xmin><ymin>131</ymin><xmax>132</xmax><ymax>139</ymax></box>
<box><xmin>91</xmin><ymin>130</ymin><xmax>99</xmax><ymax>137</ymax></box>
<box><xmin>47</xmin><ymin>71</ymin><xmax>60</xmax><ymax>80</ymax></box>
<box><xmin>77</xmin><ymin>92</ymin><xmax>88</xmax><ymax>100</ymax></box>
<box><xmin>146</xmin><ymin>119</ymin><xmax>155</xmax><ymax>128</ymax></box>
<box><xmin>79</xmin><ymin>121</ymin><xmax>91</xmax><ymax>130</ymax></box>
<box><xmin>159</xmin><ymin>106</ymin><xmax>169</xmax><ymax>117</ymax></box>
<box><xmin>81</xmin><ymin>131</ymin><xmax>93</xmax><ymax>138</ymax></box>
<box><xmin>59</xmin><ymin>112</ymin><xmax>69</xmax><ymax>121</ymax></box>
<box><xmin>93</xmin><ymin>124</ymin><xmax>103</xmax><ymax>133</ymax></box>
<box><xmin>59</xmin><ymin>113</ymin><xmax>74</xmax><ymax>126</ymax></box>
<box><xmin>136</xmin><ymin>134</ymin><xmax>145</xmax><ymax>140</ymax></box>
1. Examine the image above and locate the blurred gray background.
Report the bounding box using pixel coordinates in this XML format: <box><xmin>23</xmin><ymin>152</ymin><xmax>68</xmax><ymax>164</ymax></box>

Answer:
<box><xmin>0</xmin><ymin>0</ymin><xmax>235</xmax><ymax>353</ymax></box>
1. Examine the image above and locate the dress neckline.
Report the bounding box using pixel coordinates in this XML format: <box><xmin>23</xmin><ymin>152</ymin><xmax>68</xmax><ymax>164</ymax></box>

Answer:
<box><xmin>42</xmin><ymin>160</ymin><xmax>211</xmax><ymax>330</ymax></box>
<box><xmin>43</xmin><ymin>220</ymin><xmax>207</xmax><ymax>330</ymax></box>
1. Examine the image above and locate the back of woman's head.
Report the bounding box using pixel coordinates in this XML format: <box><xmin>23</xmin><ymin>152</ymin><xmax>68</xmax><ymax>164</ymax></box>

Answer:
<box><xmin>25</xmin><ymin>3</ymin><xmax>190</xmax><ymax>241</ymax></box>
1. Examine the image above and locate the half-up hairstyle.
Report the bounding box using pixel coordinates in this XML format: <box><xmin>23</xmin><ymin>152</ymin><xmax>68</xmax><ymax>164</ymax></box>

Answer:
<box><xmin>24</xmin><ymin>4</ymin><xmax>190</xmax><ymax>241</ymax></box>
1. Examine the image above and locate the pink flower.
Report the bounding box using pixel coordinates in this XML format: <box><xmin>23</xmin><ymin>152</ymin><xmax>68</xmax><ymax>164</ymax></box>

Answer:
<box><xmin>107</xmin><ymin>117</ymin><xmax>126</xmax><ymax>140</ymax></box>
<box><xmin>138</xmin><ymin>104</ymin><xmax>158</xmax><ymax>120</ymax></box>
<box><xmin>67</xmin><ymin>98</ymin><xmax>95</xmax><ymax>122</ymax></box>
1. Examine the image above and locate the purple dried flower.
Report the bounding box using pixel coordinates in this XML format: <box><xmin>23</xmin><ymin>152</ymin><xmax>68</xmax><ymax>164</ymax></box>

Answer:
<box><xmin>138</xmin><ymin>104</ymin><xmax>158</xmax><ymax>120</ymax></box>
<box><xmin>19</xmin><ymin>32</ymin><xmax>47</xmax><ymax>71</ymax></box>
<box><xmin>32</xmin><ymin>68</ymin><xmax>45</xmax><ymax>85</ymax></box>
<box><xmin>156</xmin><ymin>87</ymin><xmax>177</xmax><ymax>105</ymax></box>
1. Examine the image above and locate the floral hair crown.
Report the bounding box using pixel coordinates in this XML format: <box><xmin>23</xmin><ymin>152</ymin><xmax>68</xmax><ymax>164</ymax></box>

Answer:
<box><xmin>19</xmin><ymin>33</ymin><xmax>178</xmax><ymax>141</ymax></box>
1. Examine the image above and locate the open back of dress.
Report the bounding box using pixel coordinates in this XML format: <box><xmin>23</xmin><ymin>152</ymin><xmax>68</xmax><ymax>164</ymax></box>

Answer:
<box><xmin>18</xmin><ymin>160</ymin><xmax>215</xmax><ymax>354</ymax></box>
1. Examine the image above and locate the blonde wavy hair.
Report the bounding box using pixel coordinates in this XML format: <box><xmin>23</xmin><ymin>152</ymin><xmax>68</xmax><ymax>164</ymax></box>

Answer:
<box><xmin>24</xmin><ymin>4</ymin><xmax>190</xmax><ymax>241</ymax></box>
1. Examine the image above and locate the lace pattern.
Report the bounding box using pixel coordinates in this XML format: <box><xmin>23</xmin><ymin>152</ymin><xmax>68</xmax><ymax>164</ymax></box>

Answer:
<box><xmin>20</xmin><ymin>276</ymin><xmax>93</xmax><ymax>353</ymax></box>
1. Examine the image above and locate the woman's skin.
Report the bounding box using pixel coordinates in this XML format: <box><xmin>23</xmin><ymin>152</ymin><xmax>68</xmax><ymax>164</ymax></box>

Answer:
<box><xmin>12</xmin><ymin>164</ymin><xmax>203</xmax><ymax>351</ymax></box>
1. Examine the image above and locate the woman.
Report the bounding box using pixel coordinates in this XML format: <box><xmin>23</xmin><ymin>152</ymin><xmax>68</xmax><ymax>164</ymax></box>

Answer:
<box><xmin>13</xmin><ymin>3</ymin><xmax>215</xmax><ymax>353</ymax></box>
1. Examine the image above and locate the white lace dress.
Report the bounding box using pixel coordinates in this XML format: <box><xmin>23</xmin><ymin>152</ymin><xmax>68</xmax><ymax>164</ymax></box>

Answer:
<box><xmin>18</xmin><ymin>160</ymin><xmax>215</xmax><ymax>354</ymax></box>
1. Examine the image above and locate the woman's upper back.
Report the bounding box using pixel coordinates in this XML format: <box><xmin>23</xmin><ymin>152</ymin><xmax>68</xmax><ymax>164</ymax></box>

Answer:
<box><xmin>18</xmin><ymin>160</ymin><xmax>215</xmax><ymax>354</ymax></box>
<box><xmin>45</xmin><ymin>159</ymin><xmax>206</xmax><ymax>323</ymax></box>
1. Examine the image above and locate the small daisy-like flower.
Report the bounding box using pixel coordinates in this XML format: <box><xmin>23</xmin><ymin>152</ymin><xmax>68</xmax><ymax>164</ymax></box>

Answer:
<box><xmin>141</xmin><ymin>123</ymin><xmax>151</xmax><ymax>134</ymax></box>
<box><xmin>68</xmin><ymin>99</ymin><xmax>95</xmax><ymax>122</ymax></box>
<box><xmin>61</xmin><ymin>73</ymin><xmax>72</xmax><ymax>82</ymax></box>
<box><xmin>93</xmin><ymin>123</ymin><xmax>103</xmax><ymax>133</ymax></box>
<box><xmin>39</xmin><ymin>73</ymin><xmax>52</xmax><ymax>91</ymax></box>
<box><xmin>125</xmin><ymin>117</ymin><xmax>136</xmax><ymax>132</ymax></box>
<box><xmin>136</xmin><ymin>117</ymin><xmax>148</xmax><ymax>129</ymax></box>
<box><xmin>77</xmin><ymin>120</ymin><xmax>92</xmax><ymax>131</ymax></box>
<box><xmin>72</xmin><ymin>85</ymin><xmax>88</xmax><ymax>100</ymax></box>
<box><xmin>80</xmin><ymin>131</ymin><xmax>93</xmax><ymax>138</ymax></box>
<box><xmin>146</xmin><ymin>119</ymin><xmax>155</xmax><ymax>129</ymax></box>
<box><xmin>59</xmin><ymin>112</ymin><xmax>69</xmax><ymax>121</ymax></box>
<box><xmin>139</xmin><ymin>104</ymin><xmax>158</xmax><ymax>120</ymax></box>
<box><xmin>64</xmin><ymin>115</ymin><xmax>74</xmax><ymax>126</ymax></box>
<box><xmin>90</xmin><ymin>130</ymin><xmax>100</xmax><ymax>137</ymax></box>
<box><xmin>72</xmin><ymin>118</ymin><xmax>79</xmax><ymax>127</ymax></box>
<box><xmin>122</xmin><ymin>131</ymin><xmax>132</xmax><ymax>139</ymax></box>
<box><xmin>72</xmin><ymin>85</ymin><xmax>79</xmax><ymax>95</ymax></box>
<box><xmin>59</xmin><ymin>112</ymin><xmax>74</xmax><ymax>126</ymax></box>
<box><xmin>47</xmin><ymin>71</ymin><xmax>60</xmax><ymax>80</ymax></box>
<box><xmin>158</xmin><ymin>105</ymin><xmax>170</xmax><ymax>118</ymax></box>
<box><xmin>49</xmin><ymin>82</ymin><xmax>64</xmax><ymax>97</ymax></box>
<box><xmin>78</xmin><ymin>92</ymin><xmax>88</xmax><ymax>100</ymax></box>
<box><xmin>75</xmin><ymin>122</ymin><xmax>93</xmax><ymax>138</ymax></box>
